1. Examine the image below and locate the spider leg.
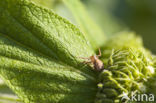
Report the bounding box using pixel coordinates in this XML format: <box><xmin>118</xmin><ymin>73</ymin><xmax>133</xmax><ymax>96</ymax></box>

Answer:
<box><xmin>77</xmin><ymin>57</ymin><xmax>90</xmax><ymax>60</ymax></box>
<box><xmin>97</xmin><ymin>48</ymin><xmax>102</xmax><ymax>57</ymax></box>
<box><xmin>83</xmin><ymin>60</ymin><xmax>92</xmax><ymax>64</ymax></box>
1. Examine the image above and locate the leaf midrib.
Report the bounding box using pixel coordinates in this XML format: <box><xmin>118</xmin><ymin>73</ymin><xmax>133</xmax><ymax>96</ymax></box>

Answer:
<box><xmin>0</xmin><ymin>7</ymin><xmax>96</xmax><ymax>78</ymax></box>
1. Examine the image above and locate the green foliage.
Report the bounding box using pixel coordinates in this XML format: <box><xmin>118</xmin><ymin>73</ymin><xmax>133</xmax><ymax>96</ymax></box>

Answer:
<box><xmin>30</xmin><ymin>0</ymin><xmax>56</xmax><ymax>9</ymax></box>
<box><xmin>0</xmin><ymin>0</ymin><xmax>94</xmax><ymax>67</ymax></box>
<box><xmin>0</xmin><ymin>0</ymin><xmax>155</xmax><ymax>103</ymax></box>
<box><xmin>83</xmin><ymin>0</ymin><xmax>125</xmax><ymax>36</ymax></box>
<box><xmin>0</xmin><ymin>0</ymin><xmax>97</xmax><ymax>102</ymax></box>
<box><xmin>63</xmin><ymin>0</ymin><xmax>106</xmax><ymax>49</ymax></box>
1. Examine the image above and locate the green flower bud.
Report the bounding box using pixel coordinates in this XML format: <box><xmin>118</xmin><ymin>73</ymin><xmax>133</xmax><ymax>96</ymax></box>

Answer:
<box><xmin>95</xmin><ymin>48</ymin><xmax>155</xmax><ymax>103</ymax></box>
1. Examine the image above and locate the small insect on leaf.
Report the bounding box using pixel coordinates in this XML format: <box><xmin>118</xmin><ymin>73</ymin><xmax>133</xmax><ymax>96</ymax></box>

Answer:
<box><xmin>79</xmin><ymin>49</ymin><xmax>104</xmax><ymax>71</ymax></box>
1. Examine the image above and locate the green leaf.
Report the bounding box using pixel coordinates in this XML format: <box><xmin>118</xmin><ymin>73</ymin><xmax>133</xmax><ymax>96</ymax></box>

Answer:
<box><xmin>0</xmin><ymin>55</ymin><xmax>96</xmax><ymax>103</ymax></box>
<box><xmin>0</xmin><ymin>0</ymin><xmax>94</xmax><ymax>68</ymax></box>
<box><xmin>0</xmin><ymin>0</ymin><xmax>97</xmax><ymax>102</ymax></box>
<box><xmin>30</xmin><ymin>0</ymin><xmax>58</xmax><ymax>9</ymax></box>
<box><xmin>84</xmin><ymin>0</ymin><xmax>125</xmax><ymax>36</ymax></box>
<box><xmin>63</xmin><ymin>0</ymin><xmax>106</xmax><ymax>49</ymax></box>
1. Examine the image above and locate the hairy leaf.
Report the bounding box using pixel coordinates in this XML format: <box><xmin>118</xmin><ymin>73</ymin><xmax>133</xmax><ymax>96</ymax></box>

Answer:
<box><xmin>0</xmin><ymin>0</ymin><xmax>95</xmax><ymax>67</ymax></box>
<box><xmin>0</xmin><ymin>0</ymin><xmax>97</xmax><ymax>103</ymax></box>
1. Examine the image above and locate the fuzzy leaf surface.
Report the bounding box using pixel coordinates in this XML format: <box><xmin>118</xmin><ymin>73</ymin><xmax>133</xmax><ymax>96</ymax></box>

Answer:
<box><xmin>0</xmin><ymin>0</ymin><xmax>97</xmax><ymax>103</ymax></box>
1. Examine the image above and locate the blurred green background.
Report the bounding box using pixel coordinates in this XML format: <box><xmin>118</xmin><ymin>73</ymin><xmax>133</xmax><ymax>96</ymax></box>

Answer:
<box><xmin>82</xmin><ymin>0</ymin><xmax>156</xmax><ymax>53</ymax></box>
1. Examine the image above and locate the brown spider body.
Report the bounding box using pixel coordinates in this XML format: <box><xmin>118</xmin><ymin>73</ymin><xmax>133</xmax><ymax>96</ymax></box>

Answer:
<box><xmin>89</xmin><ymin>55</ymin><xmax>104</xmax><ymax>71</ymax></box>
<box><xmin>79</xmin><ymin>49</ymin><xmax>104</xmax><ymax>71</ymax></box>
